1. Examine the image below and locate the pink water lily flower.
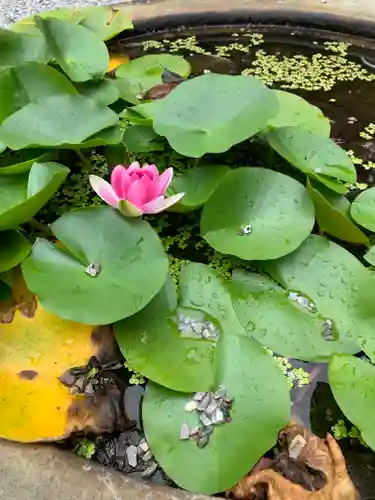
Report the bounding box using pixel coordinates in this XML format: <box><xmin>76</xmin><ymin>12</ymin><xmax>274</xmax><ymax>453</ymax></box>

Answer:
<box><xmin>89</xmin><ymin>162</ymin><xmax>184</xmax><ymax>217</ymax></box>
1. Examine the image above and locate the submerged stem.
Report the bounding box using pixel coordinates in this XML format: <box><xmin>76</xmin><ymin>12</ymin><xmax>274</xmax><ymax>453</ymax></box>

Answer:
<box><xmin>75</xmin><ymin>149</ymin><xmax>92</xmax><ymax>173</ymax></box>
<box><xmin>28</xmin><ymin>218</ymin><xmax>54</xmax><ymax>239</ymax></box>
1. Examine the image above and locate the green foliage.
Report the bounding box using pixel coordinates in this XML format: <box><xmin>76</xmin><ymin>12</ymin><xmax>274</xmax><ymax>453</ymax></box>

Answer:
<box><xmin>266</xmin><ymin>126</ymin><xmax>356</xmax><ymax>190</ymax></box>
<box><xmin>143</xmin><ymin>334</ymin><xmax>290</xmax><ymax>494</ymax></box>
<box><xmin>22</xmin><ymin>206</ymin><xmax>169</xmax><ymax>324</ymax></box>
<box><xmin>265</xmin><ymin>90</ymin><xmax>331</xmax><ymax>136</ymax></box>
<box><xmin>2</xmin><ymin>8</ymin><xmax>375</xmax><ymax>492</ymax></box>
<box><xmin>306</xmin><ymin>178</ymin><xmax>369</xmax><ymax>244</ymax></box>
<box><xmin>0</xmin><ymin>95</ymin><xmax>118</xmax><ymax>149</ymax></box>
<box><xmin>0</xmin><ymin>162</ymin><xmax>69</xmax><ymax>228</ymax></box>
<box><xmin>168</xmin><ymin>165</ymin><xmax>230</xmax><ymax>212</ymax></box>
<box><xmin>350</xmin><ymin>186</ymin><xmax>375</xmax><ymax>231</ymax></box>
<box><xmin>116</xmin><ymin>54</ymin><xmax>190</xmax><ymax>93</ymax></box>
<box><xmin>35</xmin><ymin>17</ymin><xmax>109</xmax><ymax>82</ymax></box>
<box><xmin>201</xmin><ymin>167</ymin><xmax>315</xmax><ymax>260</ymax></box>
<box><xmin>141</xmin><ymin>73</ymin><xmax>278</xmax><ymax>157</ymax></box>
<box><xmin>329</xmin><ymin>355</ymin><xmax>375</xmax><ymax>450</ymax></box>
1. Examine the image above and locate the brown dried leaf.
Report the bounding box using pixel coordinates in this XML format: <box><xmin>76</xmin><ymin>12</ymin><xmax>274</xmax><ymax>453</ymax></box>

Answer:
<box><xmin>230</xmin><ymin>426</ymin><xmax>359</xmax><ymax>500</ymax></box>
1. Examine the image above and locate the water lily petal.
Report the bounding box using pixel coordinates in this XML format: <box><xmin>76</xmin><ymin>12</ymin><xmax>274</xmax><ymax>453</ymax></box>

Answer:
<box><xmin>127</xmin><ymin>161</ymin><xmax>141</xmax><ymax>174</ymax></box>
<box><xmin>111</xmin><ymin>166</ymin><xmax>131</xmax><ymax>199</ymax></box>
<box><xmin>126</xmin><ymin>178</ymin><xmax>147</xmax><ymax>208</ymax></box>
<box><xmin>157</xmin><ymin>168</ymin><xmax>173</xmax><ymax>196</ymax></box>
<box><xmin>117</xmin><ymin>199</ymin><xmax>143</xmax><ymax>218</ymax></box>
<box><xmin>141</xmin><ymin>163</ymin><xmax>159</xmax><ymax>180</ymax></box>
<box><xmin>89</xmin><ymin>175</ymin><xmax>119</xmax><ymax>208</ymax></box>
<box><xmin>142</xmin><ymin>192</ymin><xmax>185</xmax><ymax>214</ymax></box>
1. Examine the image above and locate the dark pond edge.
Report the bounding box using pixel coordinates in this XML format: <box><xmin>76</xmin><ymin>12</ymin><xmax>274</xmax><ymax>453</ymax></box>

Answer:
<box><xmin>128</xmin><ymin>8</ymin><xmax>375</xmax><ymax>40</ymax></box>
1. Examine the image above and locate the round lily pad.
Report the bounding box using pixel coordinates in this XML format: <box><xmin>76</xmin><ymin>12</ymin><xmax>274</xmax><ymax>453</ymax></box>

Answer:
<box><xmin>115</xmin><ymin>263</ymin><xmax>242</xmax><ymax>392</ymax></box>
<box><xmin>201</xmin><ymin>167</ymin><xmax>315</xmax><ymax>260</ymax></box>
<box><xmin>350</xmin><ymin>187</ymin><xmax>375</xmax><ymax>232</ymax></box>
<box><xmin>22</xmin><ymin>206</ymin><xmax>169</xmax><ymax>325</ymax></box>
<box><xmin>143</xmin><ymin>334</ymin><xmax>290</xmax><ymax>494</ymax></box>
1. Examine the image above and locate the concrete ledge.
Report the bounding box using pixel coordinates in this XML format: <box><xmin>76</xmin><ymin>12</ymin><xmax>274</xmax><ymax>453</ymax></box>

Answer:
<box><xmin>0</xmin><ymin>439</ymin><xmax>210</xmax><ymax>500</ymax></box>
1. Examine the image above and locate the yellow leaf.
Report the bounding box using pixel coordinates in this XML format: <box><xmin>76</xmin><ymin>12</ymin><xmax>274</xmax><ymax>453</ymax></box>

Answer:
<box><xmin>108</xmin><ymin>54</ymin><xmax>129</xmax><ymax>73</ymax></box>
<box><xmin>0</xmin><ymin>272</ymin><xmax>124</xmax><ymax>442</ymax></box>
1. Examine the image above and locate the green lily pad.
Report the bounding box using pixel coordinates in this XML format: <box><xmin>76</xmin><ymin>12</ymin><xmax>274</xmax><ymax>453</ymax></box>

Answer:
<box><xmin>79</xmin><ymin>6</ymin><xmax>133</xmax><ymax>41</ymax></box>
<box><xmin>266</xmin><ymin>90</ymin><xmax>330</xmax><ymax>136</ymax></box>
<box><xmin>265</xmin><ymin>235</ymin><xmax>375</xmax><ymax>356</ymax></box>
<box><xmin>364</xmin><ymin>246</ymin><xmax>375</xmax><ymax>267</ymax></box>
<box><xmin>0</xmin><ymin>29</ymin><xmax>49</xmax><ymax>67</ymax></box>
<box><xmin>116</xmin><ymin>54</ymin><xmax>190</xmax><ymax>93</ymax></box>
<box><xmin>0</xmin><ymin>63</ymin><xmax>77</xmax><ymax>123</ymax></box>
<box><xmin>0</xmin><ymin>230</ymin><xmax>31</xmax><ymax>273</ymax></box>
<box><xmin>201</xmin><ymin>167</ymin><xmax>315</xmax><ymax>260</ymax></box>
<box><xmin>168</xmin><ymin>165</ymin><xmax>230</xmax><ymax>212</ymax></box>
<box><xmin>313</xmin><ymin>174</ymin><xmax>348</xmax><ymax>195</ymax></box>
<box><xmin>122</xmin><ymin>125</ymin><xmax>163</xmax><ymax>153</ymax></box>
<box><xmin>35</xmin><ymin>17</ymin><xmax>109</xmax><ymax>82</ymax></box>
<box><xmin>329</xmin><ymin>355</ymin><xmax>375</xmax><ymax>451</ymax></box>
<box><xmin>149</xmin><ymin>73</ymin><xmax>277</xmax><ymax>158</ymax></box>
<box><xmin>143</xmin><ymin>334</ymin><xmax>290</xmax><ymax>494</ymax></box>
<box><xmin>75</xmin><ymin>79</ymin><xmax>120</xmax><ymax>106</ymax></box>
<box><xmin>350</xmin><ymin>187</ymin><xmax>375</xmax><ymax>232</ymax></box>
<box><xmin>116</xmin><ymin>263</ymin><xmax>244</xmax><ymax>392</ymax></box>
<box><xmin>0</xmin><ymin>162</ymin><xmax>69</xmax><ymax>229</ymax></box>
<box><xmin>307</xmin><ymin>178</ymin><xmax>369</xmax><ymax>244</ymax></box>
<box><xmin>0</xmin><ymin>94</ymin><xmax>118</xmax><ymax>149</ymax></box>
<box><xmin>63</xmin><ymin>125</ymin><xmax>123</xmax><ymax>149</ymax></box>
<box><xmin>0</xmin><ymin>151</ymin><xmax>51</xmax><ymax>175</ymax></box>
<box><xmin>115</xmin><ymin>267</ymin><xmax>222</xmax><ymax>392</ymax></box>
<box><xmin>231</xmin><ymin>280</ymin><xmax>355</xmax><ymax>361</ymax></box>
<box><xmin>266</xmin><ymin>126</ymin><xmax>356</xmax><ymax>186</ymax></box>
<box><xmin>22</xmin><ymin>206</ymin><xmax>169</xmax><ymax>325</ymax></box>
<box><xmin>232</xmin><ymin>269</ymin><xmax>283</xmax><ymax>293</ymax></box>
<box><xmin>115</xmin><ymin>78</ymin><xmax>141</xmax><ymax>105</ymax></box>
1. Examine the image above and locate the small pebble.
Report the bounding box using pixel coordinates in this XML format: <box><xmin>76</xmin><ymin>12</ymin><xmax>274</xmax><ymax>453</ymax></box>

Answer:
<box><xmin>197</xmin><ymin>393</ymin><xmax>212</xmax><ymax>411</ymax></box>
<box><xmin>142</xmin><ymin>462</ymin><xmax>158</xmax><ymax>479</ymax></box>
<box><xmin>84</xmin><ymin>382</ymin><xmax>95</xmax><ymax>397</ymax></box>
<box><xmin>199</xmin><ymin>412</ymin><xmax>213</xmax><ymax>427</ymax></box>
<box><xmin>180</xmin><ymin>423</ymin><xmax>191</xmax><ymax>440</ymax></box>
<box><xmin>184</xmin><ymin>400</ymin><xmax>198</xmax><ymax>412</ymax></box>
<box><xmin>193</xmin><ymin>392</ymin><xmax>206</xmax><ymax>402</ymax></box>
<box><xmin>142</xmin><ymin>450</ymin><xmax>153</xmax><ymax>462</ymax></box>
<box><xmin>211</xmin><ymin>408</ymin><xmax>225</xmax><ymax>425</ymax></box>
<box><xmin>126</xmin><ymin>445</ymin><xmax>138</xmax><ymax>468</ymax></box>
<box><xmin>85</xmin><ymin>263</ymin><xmax>101</xmax><ymax>277</ymax></box>
<box><xmin>205</xmin><ymin>400</ymin><xmax>219</xmax><ymax>416</ymax></box>
<box><xmin>137</xmin><ymin>439</ymin><xmax>150</xmax><ymax>454</ymax></box>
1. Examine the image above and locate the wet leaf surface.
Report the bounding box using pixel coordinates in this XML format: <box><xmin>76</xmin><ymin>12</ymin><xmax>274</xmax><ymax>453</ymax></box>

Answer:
<box><xmin>75</xmin><ymin>79</ymin><xmax>120</xmax><ymax>106</ymax></box>
<box><xmin>201</xmin><ymin>167</ymin><xmax>315</xmax><ymax>260</ymax></box>
<box><xmin>149</xmin><ymin>73</ymin><xmax>278</xmax><ymax>157</ymax></box>
<box><xmin>116</xmin><ymin>54</ymin><xmax>190</xmax><ymax>94</ymax></box>
<box><xmin>329</xmin><ymin>355</ymin><xmax>375</xmax><ymax>451</ymax></box>
<box><xmin>79</xmin><ymin>6</ymin><xmax>133</xmax><ymax>41</ymax></box>
<box><xmin>0</xmin><ymin>95</ymin><xmax>118</xmax><ymax>149</ymax></box>
<box><xmin>0</xmin><ymin>230</ymin><xmax>31</xmax><ymax>272</ymax></box>
<box><xmin>0</xmin><ymin>29</ymin><xmax>49</xmax><ymax>67</ymax></box>
<box><xmin>115</xmin><ymin>264</ymin><xmax>236</xmax><ymax>392</ymax></box>
<box><xmin>266</xmin><ymin>90</ymin><xmax>330</xmax><ymax>136</ymax></box>
<box><xmin>266</xmin><ymin>235</ymin><xmax>375</xmax><ymax>357</ymax></box>
<box><xmin>266</xmin><ymin>126</ymin><xmax>356</xmax><ymax>186</ymax></box>
<box><xmin>168</xmin><ymin>164</ymin><xmax>230</xmax><ymax>212</ymax></box>
<box><xmin>350</xmin><ymin>187</ymin><xmax>375</xmax><ymax>232</ymax></box>
<box><xmin>0</xmin><ymin>162</ymin><xmax>69</xmax><ymax>229</ymax></box>
<box><xmin>35</xmin><ymin>17</ymin><xmax>109</xmax><ymax>82</ymax></box>
<box><xmin>143</xmin><ymin>334</ymin><xmax>290</xmax><ymax>494</ymax></box>
<box><xmin>231</xmin><ymin>279</ymin><xmax>355</xmax><ymax>361</ymax></box>
<box><xmin>306</xmin><ymin>179</ymin><xmax>369</xmax><ymax>244</ymax></box>
<box><xmin>0</xmin><ymin>63</ymin><xmax>77</xmax><ymax>123</ymax></box>
<box><xmin>22</xmin><ymin>206</ymin><xmax>169</xmax><ymax>324</ymax></box>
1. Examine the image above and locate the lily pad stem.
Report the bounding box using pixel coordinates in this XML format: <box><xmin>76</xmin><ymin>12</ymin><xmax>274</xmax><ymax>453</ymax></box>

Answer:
<box><xmin>75</xmin><ymin>150</ymin><xmax>92</xmax><ymax>173</ymax></box>
<box><xmin>28</xmin><ymin>218</ymin><xmax>54</xmax><ymax>239</ymax></box>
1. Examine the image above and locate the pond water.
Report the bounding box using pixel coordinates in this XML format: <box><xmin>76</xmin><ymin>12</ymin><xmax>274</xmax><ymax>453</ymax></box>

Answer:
<box><xmin>67</xmin><ymin>24</ymin><xmax>375</xmax><ymax>498</ymax></box>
